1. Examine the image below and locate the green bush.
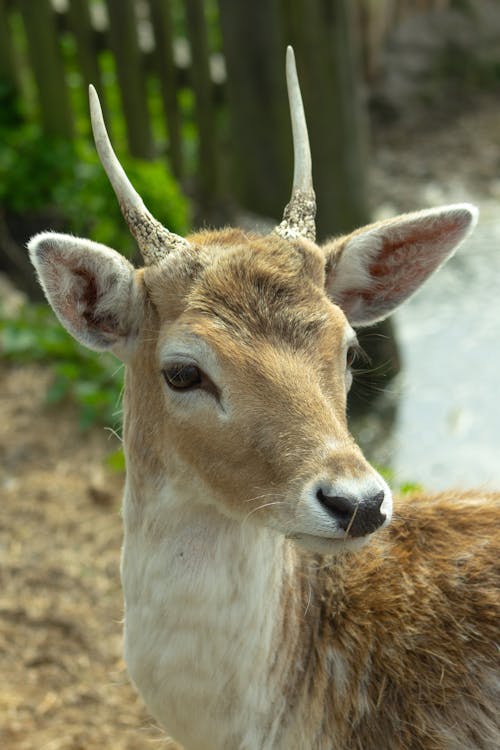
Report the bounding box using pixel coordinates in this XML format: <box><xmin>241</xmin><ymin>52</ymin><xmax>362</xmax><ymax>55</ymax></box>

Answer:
<box><xmin>0</xmin><ymin>122</ymin><xmax>190</xmax><ymax>256</ymax></box>
<box><xmin>0</xmin><ymin>108</ymin><xmax>189</xmax><ymax>468</ymax></box>
<box><xmin>1</xmin><ymin>302</ymin><xmax>123</xmax><ymax>431</ymax></box>
<box><xmin>376</xmin><ymin>465</ymin><xmax>423</xmax><ymax>496</ymax></box>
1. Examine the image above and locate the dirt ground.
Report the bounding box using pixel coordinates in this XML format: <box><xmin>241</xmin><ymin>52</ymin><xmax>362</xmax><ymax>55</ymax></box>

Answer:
<box><xmin>0</xmin><ymin>361</ymin><xmax>179</xmax><ymax>749</ymax></box>
<box><xmin>2</xmin><ymin>92</ymin><xmax>500</xmax><ymax>749</ymax></box>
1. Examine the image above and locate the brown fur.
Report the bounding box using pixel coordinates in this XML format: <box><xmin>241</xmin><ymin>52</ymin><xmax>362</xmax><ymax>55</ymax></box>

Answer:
<box><xmin>278</xmin><ymin>492</ymin><xmax>499</xmax><ymax>749</ymax></box>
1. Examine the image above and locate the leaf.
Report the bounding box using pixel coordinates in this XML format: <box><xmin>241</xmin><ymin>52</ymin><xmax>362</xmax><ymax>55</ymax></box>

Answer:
<box><xmin>105</xmin><ymin>448</ymin><xmax>126</xmax><ymax>474</ymax></box>
<box><xmin>399</xmin><ymin>482</ymin><xmax>423</xmax><ymax>496</ymax></box>
<box><xmin>46</xmin><ymin>377</ymin><xmax>70</xmax><ymax>404</ymax></box>
<box><xmin>55</xmin><ymin>362</ymin><xmax>80</xmax><ymax>381</ymax></box>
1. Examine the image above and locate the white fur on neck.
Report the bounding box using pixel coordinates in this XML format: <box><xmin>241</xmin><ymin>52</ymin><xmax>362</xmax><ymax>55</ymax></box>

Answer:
<box><xmin>121</xmin><ymin>472</ymin><xmax>288</xmax><ymax>750</ymax></box>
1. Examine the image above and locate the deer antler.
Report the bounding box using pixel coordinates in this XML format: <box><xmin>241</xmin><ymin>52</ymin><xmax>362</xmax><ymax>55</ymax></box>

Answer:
<box><xmin>275</xmin><ymin>46</ymin><xmax>316</xmax><ymax>242</ymax></box>
<box><xmin>89</xmin><ymin>85</ymin><xmax>190</xmax><ymax>265</ymax></box>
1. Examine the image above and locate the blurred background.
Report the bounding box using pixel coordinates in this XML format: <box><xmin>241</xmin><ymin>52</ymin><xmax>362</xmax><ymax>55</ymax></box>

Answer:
<box><xmin>1</xmin><ymin>1</ymin><xmax>500</xmax><ymax>748</ymax></box>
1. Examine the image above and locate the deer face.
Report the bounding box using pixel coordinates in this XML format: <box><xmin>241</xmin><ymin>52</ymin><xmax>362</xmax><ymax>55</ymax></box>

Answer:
<box><xmin>120</xmin><ymin>230</ymin><xmax>388</xmax><ymax>554</ymax></box>
<box><xmin>29</xmin><ymin>48</ymin><xmax>477</xmax><ymax>555</ymax></box>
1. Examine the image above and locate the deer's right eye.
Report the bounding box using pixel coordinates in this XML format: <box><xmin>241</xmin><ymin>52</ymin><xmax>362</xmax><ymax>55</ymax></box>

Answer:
<box><xmin>162</xmin><ymin>363</ymin><xmax>221</xmax><ymax>401</ymax></box>
<box><xmin>163</xmin><ymin>364</ymin><xmax>202</xmax><ymax>391</ymax></box>
<box><xmin>346</xmin><ymin>346</ymin><xmax>358</xmax><ymax>368</ymax></box>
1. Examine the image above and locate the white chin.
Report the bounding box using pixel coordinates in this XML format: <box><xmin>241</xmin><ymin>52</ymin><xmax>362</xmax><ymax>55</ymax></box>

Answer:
<box><xmin>289</xmin><ymin>533</ymin><xmax>370</xmax><ymax>556</ymax></box>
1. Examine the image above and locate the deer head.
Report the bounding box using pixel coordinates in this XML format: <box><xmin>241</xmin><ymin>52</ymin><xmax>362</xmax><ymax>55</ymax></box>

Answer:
<box><xmin>29</xmin><ymin>48</ymin><xmax>477</xmax><ymax>554</ymax></box>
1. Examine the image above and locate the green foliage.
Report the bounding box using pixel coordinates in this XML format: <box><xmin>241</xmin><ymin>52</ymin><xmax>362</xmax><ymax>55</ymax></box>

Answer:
<box><xmin>0</xmin><ymin>83</ymin><xmax>23</xmax><ymax>129</ymax></box>
<box><xmin>376</xmin><ymin>466</ymin><xmax>423</xmax><ymax>496</ymax></box>
<box><xmin>0</xmin><ymin>48</ymin><xmax>189</xmax><ymax>465</ymax></box>
<box><xmin>0</xmin><ymin>302</ymin><xmax>123</xmax><ymax>431</ymax></box>
<box><xmin>105</xmin><ymin>447</ymin><xmax>126</xmax><ymax>473</ymax></box>
<box><xmin>0</xmin><ymin>123</ymin><xmax>72</xmax><ymax>214</ymax></box>
<box><xmin>0</xmin><ymin>121</ymin><xmax>190</xmax><ymax>256</ymax></box>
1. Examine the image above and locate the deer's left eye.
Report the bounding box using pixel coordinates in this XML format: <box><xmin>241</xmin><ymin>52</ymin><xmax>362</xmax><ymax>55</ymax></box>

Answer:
<box><xmin>163</xmin><ymin>363</ymin><xmax>202</xmax><ymax>391</ymax></box>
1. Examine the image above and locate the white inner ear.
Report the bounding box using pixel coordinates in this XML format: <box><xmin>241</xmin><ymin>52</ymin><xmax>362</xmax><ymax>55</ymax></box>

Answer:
<box><xmin>327</xmin><ymin>203</ymin><xmax>478</xmax><ymax>327</ymax></box>
<box><xmin>332</xmin><ymin>229</ymin><xmax>381</xmax><ymax>299</ymax></box>
<box><xmin>29</xmin><ymin>232</ymin><xmax>142</xmax><ymax>356</ymax></box>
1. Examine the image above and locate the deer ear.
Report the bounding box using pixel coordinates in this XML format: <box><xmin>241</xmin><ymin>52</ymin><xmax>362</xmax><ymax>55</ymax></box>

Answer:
<box><xmin>323</xmin><ymin>204</ymin><xmax>478</xmax><ymax>327</ymax></box>
<box><xmin>28</xmin><ymin>232</ymin><xmax>144</xmax><ymax>358</ymax></box>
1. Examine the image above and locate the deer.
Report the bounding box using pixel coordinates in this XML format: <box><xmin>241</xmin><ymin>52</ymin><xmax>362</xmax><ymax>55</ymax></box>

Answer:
<box><xmin>28</xmin><ymin>47</ymin><xmax>499</xmax><ymax>750</ymax></box>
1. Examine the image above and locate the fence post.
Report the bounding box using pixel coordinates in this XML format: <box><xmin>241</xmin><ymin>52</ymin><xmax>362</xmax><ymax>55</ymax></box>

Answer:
<box><xmin>67</xmin><ymin>0</ymin><xmax>109</xmax><ymax>127</ymax></box>
<box><xmin>148</xmin><ymin>0</ymin><xmax>183</xmax><ymax>180</ymax></box>
<box><xmin>284</xmin><ymin>0</ymin><xmax>370</xmax><ymax>239</ymax></box>
<box><xmin>218</xmin><ymin>0</ymin><xmax>290</xmax><ymax>220</ymax></box>
<box><xmin>0</xmin><ymin>0</ymin><xmax>18</xmax><ymax>95</ymax></box>
<box><xmin>185</xmin><ymin>0</ymin><xmax>220</xmax><ymax>217</ymax></box>
<box><xmin>105</xmin><ymin>0</ymin><xmax>154</xmax><ymax>159</ymax></box>
<box><xmin>18</xmin><ymin>0</ymin><xmax>73</xmax><ymax>139</ymax></box>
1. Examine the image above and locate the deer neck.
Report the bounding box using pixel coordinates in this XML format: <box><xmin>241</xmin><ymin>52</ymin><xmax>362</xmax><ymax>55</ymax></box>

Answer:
<box><xmin>120</xmin><ymin>456</ymin><xmax>295</xmax><ymax>749</ymax></box>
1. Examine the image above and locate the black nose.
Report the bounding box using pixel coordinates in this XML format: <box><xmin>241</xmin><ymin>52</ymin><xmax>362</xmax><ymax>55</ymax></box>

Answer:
<box><xmin>316</xmin><ymin>488</ymin><xmax>386</xmax><ymax>537</ymax></box>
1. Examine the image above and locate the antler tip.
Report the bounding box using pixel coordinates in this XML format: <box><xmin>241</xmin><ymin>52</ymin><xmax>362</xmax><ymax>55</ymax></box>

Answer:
<box><xmin>286</xmin><ymin>46</ymin><xmax>296</xmax><ymax>78</ymax></box>
<box><xmin>88</xmin><ymin>84</ymin><xmax>98</xmax><ymax>109</ymax></box>
<box><xmin>88</xmin><ymin>85</ymin><xmax>105</xmax><ymax>139</ymax></box>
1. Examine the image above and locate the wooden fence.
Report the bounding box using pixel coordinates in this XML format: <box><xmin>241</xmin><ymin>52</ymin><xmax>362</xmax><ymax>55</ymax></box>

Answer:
<box><xmin>1</xmin><ymin>0</ymin><xmax>218</xmax><ymax>173</ymax></box>
<box><xmin>0</xmin><ymin>0</ymin><xmax>455</xmax><ymax>221</ymax></box>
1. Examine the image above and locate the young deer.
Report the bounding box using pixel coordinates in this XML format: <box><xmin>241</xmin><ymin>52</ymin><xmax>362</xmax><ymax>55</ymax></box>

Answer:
<box><xmin>29</xmin><ymin>48</ymin><xmax>499</xmax><ymax>750</ymax></box>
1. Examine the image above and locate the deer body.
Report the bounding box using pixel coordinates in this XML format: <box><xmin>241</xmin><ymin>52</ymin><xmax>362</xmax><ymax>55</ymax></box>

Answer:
<box><xmin>114</xmin><ymin>233</ymin><xmax>498</xmax><ymax>750</ymax></box>
<box><xmin>121</xmin><ymin>457</ymin><xmax>499</xmax><ymax>749</ymax></box>
<box><xmin>29</xmin><ymin>49</ymin><xmax>499</xmax><ymax>750</ymax></box>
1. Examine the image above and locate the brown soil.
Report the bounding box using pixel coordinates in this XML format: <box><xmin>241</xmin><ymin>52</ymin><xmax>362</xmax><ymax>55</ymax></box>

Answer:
<box><xmin>0</xmin><ymin>362</ymin><xmax>179</xmax><ymax>749</ymax></box>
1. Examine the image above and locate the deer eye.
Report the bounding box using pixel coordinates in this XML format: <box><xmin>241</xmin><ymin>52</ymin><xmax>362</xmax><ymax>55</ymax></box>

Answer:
<box><xmin>163</xmin><ymin>363</ymin><xmax>203</xmax><ymax>391</ymax></box>
<box><xmin>346</xmin><ymin>343</ymin><xmax>369</xmax><ymax>372</ymax></box>
<box><xmin>346</xmin><ymin>346</ymin><xmax>358</xmax><ymax>369</ymax></box>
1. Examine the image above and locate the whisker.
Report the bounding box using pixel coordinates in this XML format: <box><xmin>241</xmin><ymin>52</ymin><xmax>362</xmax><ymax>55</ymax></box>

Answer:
<box><xmin>244</xmin><ymin>491</ymin><xmax>284</xmax><ymax>504</ymax></box>
<box><xmin>104</xmin><ymin>426</ymin><xmax>123</xmax><ymax>443</ymax></box>
<box><xmin>303</xmin><ymin>579</ymin><xmax>312</xmax><ymax>618</ymax></box>
<box><xmin>242</xmin><ymin>501</ymin><xmax>287</xmax><ymax>526</ymax></box>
